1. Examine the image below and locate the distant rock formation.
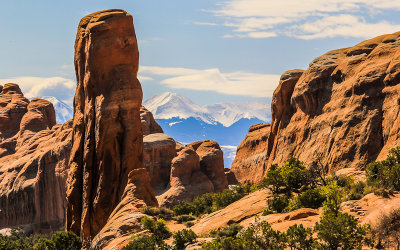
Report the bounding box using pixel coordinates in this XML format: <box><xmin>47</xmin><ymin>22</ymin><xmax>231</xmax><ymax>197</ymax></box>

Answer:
<box><xmin>0</xmin><ymin>83</ymin><xmax>71</xmax><ymax>234</ymax></box>
<box><xmin>232</xmin><ymin>31</ymin><xmax>400</xmax><ymax>184</ymax></box>
<box><xmin>157</xmin><ymin>140</ymin><xmax>228</xmax><ymax>207</ymax></box>
<box><xmin>65</xmin><ymin>9</ymin><xmax>151</xmax><ymax>243</ymax></box>
<box><xmin>141</xmin><ymin>106</ymin><xmax>163</xmax><ymax>136</ymax></box>
<box><xmin>143</xmin><ymin>133</ymin><xmax>177</xmax><ymax>190</ymax></box>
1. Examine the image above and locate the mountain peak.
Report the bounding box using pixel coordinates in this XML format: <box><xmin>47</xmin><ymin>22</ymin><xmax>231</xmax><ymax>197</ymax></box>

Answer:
<box><xmin>143</xmin><ymin>92</ymin><xmax>270</xmax><ymax>127</ymax></box>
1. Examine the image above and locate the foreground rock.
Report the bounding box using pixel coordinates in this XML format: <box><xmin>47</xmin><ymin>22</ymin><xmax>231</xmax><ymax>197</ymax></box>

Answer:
<box><xmin>0</xmin><ymin>85</ymin><xmax>72</xmax><ymax>234</ymax></box>
<box><xmin>232</xmin><ymin>31</ymin><xmax>400</xmax><ymax>184</ymax></box>
<box><xmin>191</xmin><ymin>189</ymin><xmax>272</xmax><ymax>235</ymax></box>
<box><xmin>66</xmin><ymin>9</ymin><xmax>153</xmax><ymax>244</ymax></box>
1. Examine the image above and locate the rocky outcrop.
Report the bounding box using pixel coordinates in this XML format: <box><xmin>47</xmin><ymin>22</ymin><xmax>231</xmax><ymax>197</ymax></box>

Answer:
<box><xmin>66</xmin><ymin>9</ymin><xmax>147</xmax><ymax>242</ymax></box>
<box><xmin>143</xmin><ymin>133</ymin><xmax>177</xmax><ymax>190</ymax></box>
<box><xmin>231</xmin><ymin>123</ymin><xmax>271</xmax><ymax>184</ymax></box>
<box><xmin>156</xmin><ymin>140</ymin><xmax>228</xmax><ymax>207</ymax></box>
<box><xmin>0</xmin><ymin>84</ymin><xmax>72</xmax><ymax>234</ymax></box>
<box><xmin>188</xmin><ymin>140</ymin><xmax>228</xmax><ymax>192</ymax></box>
<box><xmin>157</xmin><ymin>147</ymin><xmax>214</xmax><ymax>207</ymax></box>
<box><xmin>91</xmin><ymin>168</ymin><xmax>158</xmax><ymax>249</ymax></box>
<box><xmin>0</xmin><ymin>83</ymin><xmax>29</xmax><ymax>143</ymax></box>
<box><xmin>232</xmin><ymin>31</ymin><xmax>400</xmax><ymax>184</ymax></box>
<box><xmin>141</xmin><ymin>106</ymin><xmax>163</xmax><ymax>136</ymax></box>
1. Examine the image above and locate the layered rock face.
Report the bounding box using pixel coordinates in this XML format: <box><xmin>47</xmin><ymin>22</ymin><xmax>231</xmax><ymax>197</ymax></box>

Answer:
<box><xmin>231</xmin><ymin>123</ymin><xmax>271</xmax><ymax>184</ymax></box>
<box><xmin>66</xmin><ymin>9</ymin><xmax>147</xmax><ymax>242</ymax></box>
<box><xmin>141</xmin><ymin>106</ymin><xmax>163</xmax><ymax>136</ymax></box>
<box><xmin>0</xmin><ymin>85</ymin><xmax>72</xmax><ymax>233</ymax></box>
<box><xmin>157</xmin><ymin>140</ymin><xmax>228</xmax><ymax>207</ymax></box>
<box><xmin>143</xmin><ymin>133</ymin><xmax>177</xmax><ymax>190</ymax></box>
<box><xmin>232</xmin><ymin>31</ymin><xmax>400</xmax><ymax>184</ymax></box>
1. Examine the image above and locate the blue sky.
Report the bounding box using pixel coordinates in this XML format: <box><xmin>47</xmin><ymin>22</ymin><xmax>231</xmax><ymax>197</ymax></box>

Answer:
<box><xmin>1</xmin><ymin>0</ymin><xmax>400</xmax><ymax>105</ymax></box>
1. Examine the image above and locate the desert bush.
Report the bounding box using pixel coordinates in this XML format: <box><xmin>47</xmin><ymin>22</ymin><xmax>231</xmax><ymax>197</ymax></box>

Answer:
<box><xmin>209</xmin><ymin>224</ymin><xmax>243</xmax><ymax>238</ymax></box>
<box><xmin>372</xmin><ymin>209</ymin><xmax>400</xmax><ymax>249</ymax></box>
<box><xmin>122</xmin><ymin>235</ymin><xmax>170</xmax><ymax>250</ymax></box>
<box><xmin>298</xmin><ymin>188</ymin><xmax>325</xmax><ymax>209</ymax></box>
<box><xmin>172</xmin><ymin>185</ymin><xmax>250</xmax><ymax>217</ymax></box>
<box><xmin>141</xmin><ymin>217</ymin><xmax>171</xmax><ymax>240</ymax></box>
<box><xmin>366</xmin><ymin>147</ymin><xmax>400</xmax><ymax>191</ymax></box>
<box><xmin>142</xmin><ymin>207</ymin><xmax>174</xmax><ymax>220</ymax></box>
<box><xmin>175</xmin><ymin>214</ymin><xmax>196</xmax><ymax>223</ymax></box>
<box><xmin>315</xmin><ymin>211</ymin><xmax>372</xmax><ymax>249</ymax></box>
<box><xmin>268</xmin><ymin>195</ymin><xmax>290</xmax><ymax>213</ymax></box>
<box><xmin>173</xmin><ymin>229</ymin><xmax>197</xmax><ymax>249</ymax></box>
<box><xmin>262</xmin><ymin>158</ymin><xmax>309</xmax><ymax>194</ymax></box>
<box><xmin>185</xmin><ymin>221</ymin><xmax>194</xmax><ymax>228</ymax></box>
<box><xmin>285</xmin><ymin>224</ymin><xmax>314</xmax><ymax>250</ymax></box>
<box><xmin>33</xmin><ymin>238</ymin><xmax>56</xmax><ymax>250</ymax></box>
<box><xmin>173</xmin><ymin>201</ymin><xmax>197</xmax><ymax>216</ymax></box>
<box><xmin>51</xmin><ymin>231</ymin><xmax>81</xmax><ymax>250</ymax></box>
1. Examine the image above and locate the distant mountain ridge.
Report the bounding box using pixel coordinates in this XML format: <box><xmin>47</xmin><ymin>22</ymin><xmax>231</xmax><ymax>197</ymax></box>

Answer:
<box><xmin>143</xmin><ymin>92</ymin><xmax>270</xmax><ymax>127</ymax></box>
<box><xmin>144</xmin><ymin>92</ymin><xmax>271</xmax><ymax>167</ymax></box>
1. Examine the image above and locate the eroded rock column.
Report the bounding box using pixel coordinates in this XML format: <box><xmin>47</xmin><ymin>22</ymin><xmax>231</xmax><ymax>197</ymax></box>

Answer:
<box><xmin>66</xmin><ymin>9</ymin><xmax>143</xmax><ymax>242</ymax></box>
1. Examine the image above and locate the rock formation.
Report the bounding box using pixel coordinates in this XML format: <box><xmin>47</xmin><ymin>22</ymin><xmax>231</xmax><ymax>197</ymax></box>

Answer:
<box><xmin>143</xmin><ymin>133</ymin><xmax>177</xmax><ymax>190</ymax></box>
<box><xmin>157</xmin><ymin>140</ymin><xmax>228</xmax><ymax>207</ymax></box>
<box><xmin>0</xmin><ymin>84</ymin><xmax>72</xmax><ymax>234</ymax></box>
<box><xmin>157</xmin><ymin>147</ymin><xmax>214</xmax><ymax>207</ymax></box>
<box><xmin>188</xmin><ymin>140</ymin><xmax>228</xmax><ymax>192</ymax></box>
<box><xmin>232</xmin><ymin>31</ymin><xmax>400</xmax><ymax>184</ymax></box>
<box><xmin>141</xmin><ymin>106</ymin><xmax>163</xmax><ymax>136</ymax></box>
<box><xmin>66</xmin><ymin>9</ymin><xmax>148</xmax><ymax>242</ymax></box>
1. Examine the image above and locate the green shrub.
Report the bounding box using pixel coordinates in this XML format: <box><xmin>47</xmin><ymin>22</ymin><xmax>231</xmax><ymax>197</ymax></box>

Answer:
<box><xmin>285</xmin><ymin>224</ymin><xmax>314</xmax><ymax>250</ymax></box>
<box><xmin>173</xmin><ymin>229</ymin><xmax>197</xmax><ymax>249</ymax></box>
<box><xmin>262</xmin><ymin>158</ymin><xmax>308</xmax><ymax>194</ymax></box>
<box><xmin>283</xmin><ymin>196</ymin><xmax>301</xmax><ymax>212</ymax></box>
<box><xmin>298</xmin><ymin>188</ymin><xmax>325</xmax><ymax>209</ymax></box>
<box><xmin>315</xmin><ymin>211</ymin><xmax>372</xmax><ymax>249</ymax></box>
<box><xmin>122</xmin><ymin>235</ymin><xmax>163</xmax><ymax>250</ymax></box>
<box><xmin>176</xmin><ymin>214</ymin><xmax>196</xmax><ymax>223</ymax></box>
<box><xmin>202</xmin><ymin>237</ymin><xmax>244</xmax><ymax>249</ymax></box>
<box><xmin>33</xmin><ymin>238</ymin><xmax>56</xmax><ymax>250</ymax></box>
<box><xmin>268</xmin><ymin>195</ymin><xmax>289</xmax><ymax>213</ymax></box>
<box><xmin>140</xmin><ymin>217</ymin><xmax>171</xmax><ymax>240</ymax></box>
<box><xmin>173</xmin><ymin>201</ymin><xmax>197</xmax><ymax>216</ymax></box>
<box><xmin>372</xmin><ymin>209</ymin><xmax>400</xmax><ymax>249</ymax></box>
<box><xmin>320</xmin><ymin>181</ymin><xmax>343</xmax><ymax>215</ymax></box>
<box><xmin>142</xmin><ymin>207</ymin><xmax>174</xmax><ymax>220</ymax></box>
<box><xmin>51</xmin><ymin>231</ymin><xmax>81</xmax><ymax>250</ymax></box>
<box><xmin>366</xmin><ymin>147</ymin><xmax>400</xmax><ymax>191</ymax></box>
<box><xmin>185</xmin><ymin>221</ymin><xmax>194</xmax><ymax>228</ymax></box>
<box><xmin>214</xmin><ymin>188</ymin><xmax>243</xmax><ymax>209</ymax></box>
<box><xmin>209</xmin><ymin>224</ymin><xmax>243</xmax><ymax>238</ymax></box>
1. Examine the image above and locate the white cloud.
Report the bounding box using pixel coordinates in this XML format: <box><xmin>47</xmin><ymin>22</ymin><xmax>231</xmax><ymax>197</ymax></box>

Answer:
<box><xmin>208</xmin><ymin>0</ymin><xmax>400</xmax><ymax>39</ymax></box>
<box><xmin>139</xmin><ymin>66</ymin><xmax>280</xmax><ymax>98</ymax></box>
<box><xmin>193</xmin><ymin>21</ymin><xmax>218</xmax><ymax>26</ymax></box>
<box><xmin>0</xmin><ymin>76</ymin><xmax>75</xmax><ymax>105</ymax></box>
<box><xmin>291</xmin><ymin>14</ymin><xmax>400</xmax><ymax>40</ymax></box>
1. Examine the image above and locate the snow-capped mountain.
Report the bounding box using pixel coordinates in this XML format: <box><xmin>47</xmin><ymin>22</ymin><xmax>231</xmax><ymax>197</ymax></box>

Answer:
<box><xmin>143</xmin><ymin>92</ymin><xmax>216</xmax><ymax>124</ymax></box>
<box><xmin>144</xmin><ymin>92</ymin><xmax>271</xmax><ymax>167</ymax></box>
<box><xmin>39</xmin><ymin>96</ymin><xmax>73</xmax><ymax>124</ymax></box>
<box><xmin>144</xmin><ymin>92</ymin><xmax>270</xmax><ymax>127</ymax></box>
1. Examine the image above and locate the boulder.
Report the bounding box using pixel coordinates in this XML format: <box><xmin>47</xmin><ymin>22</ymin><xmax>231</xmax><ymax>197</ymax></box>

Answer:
<box><xmin>66</xmin><ymin>9</ymin><xmax>146</xmax><ymax>242</ymax></box>
<box><xmin>188</xmin><ymin>140</ymin><xmax>228</xmax><ymax>192</ymax></box>
<box><xmin>157</xmin><ymin>147</ymin><xmax>214</xmax><ymax>207</ymax></box>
